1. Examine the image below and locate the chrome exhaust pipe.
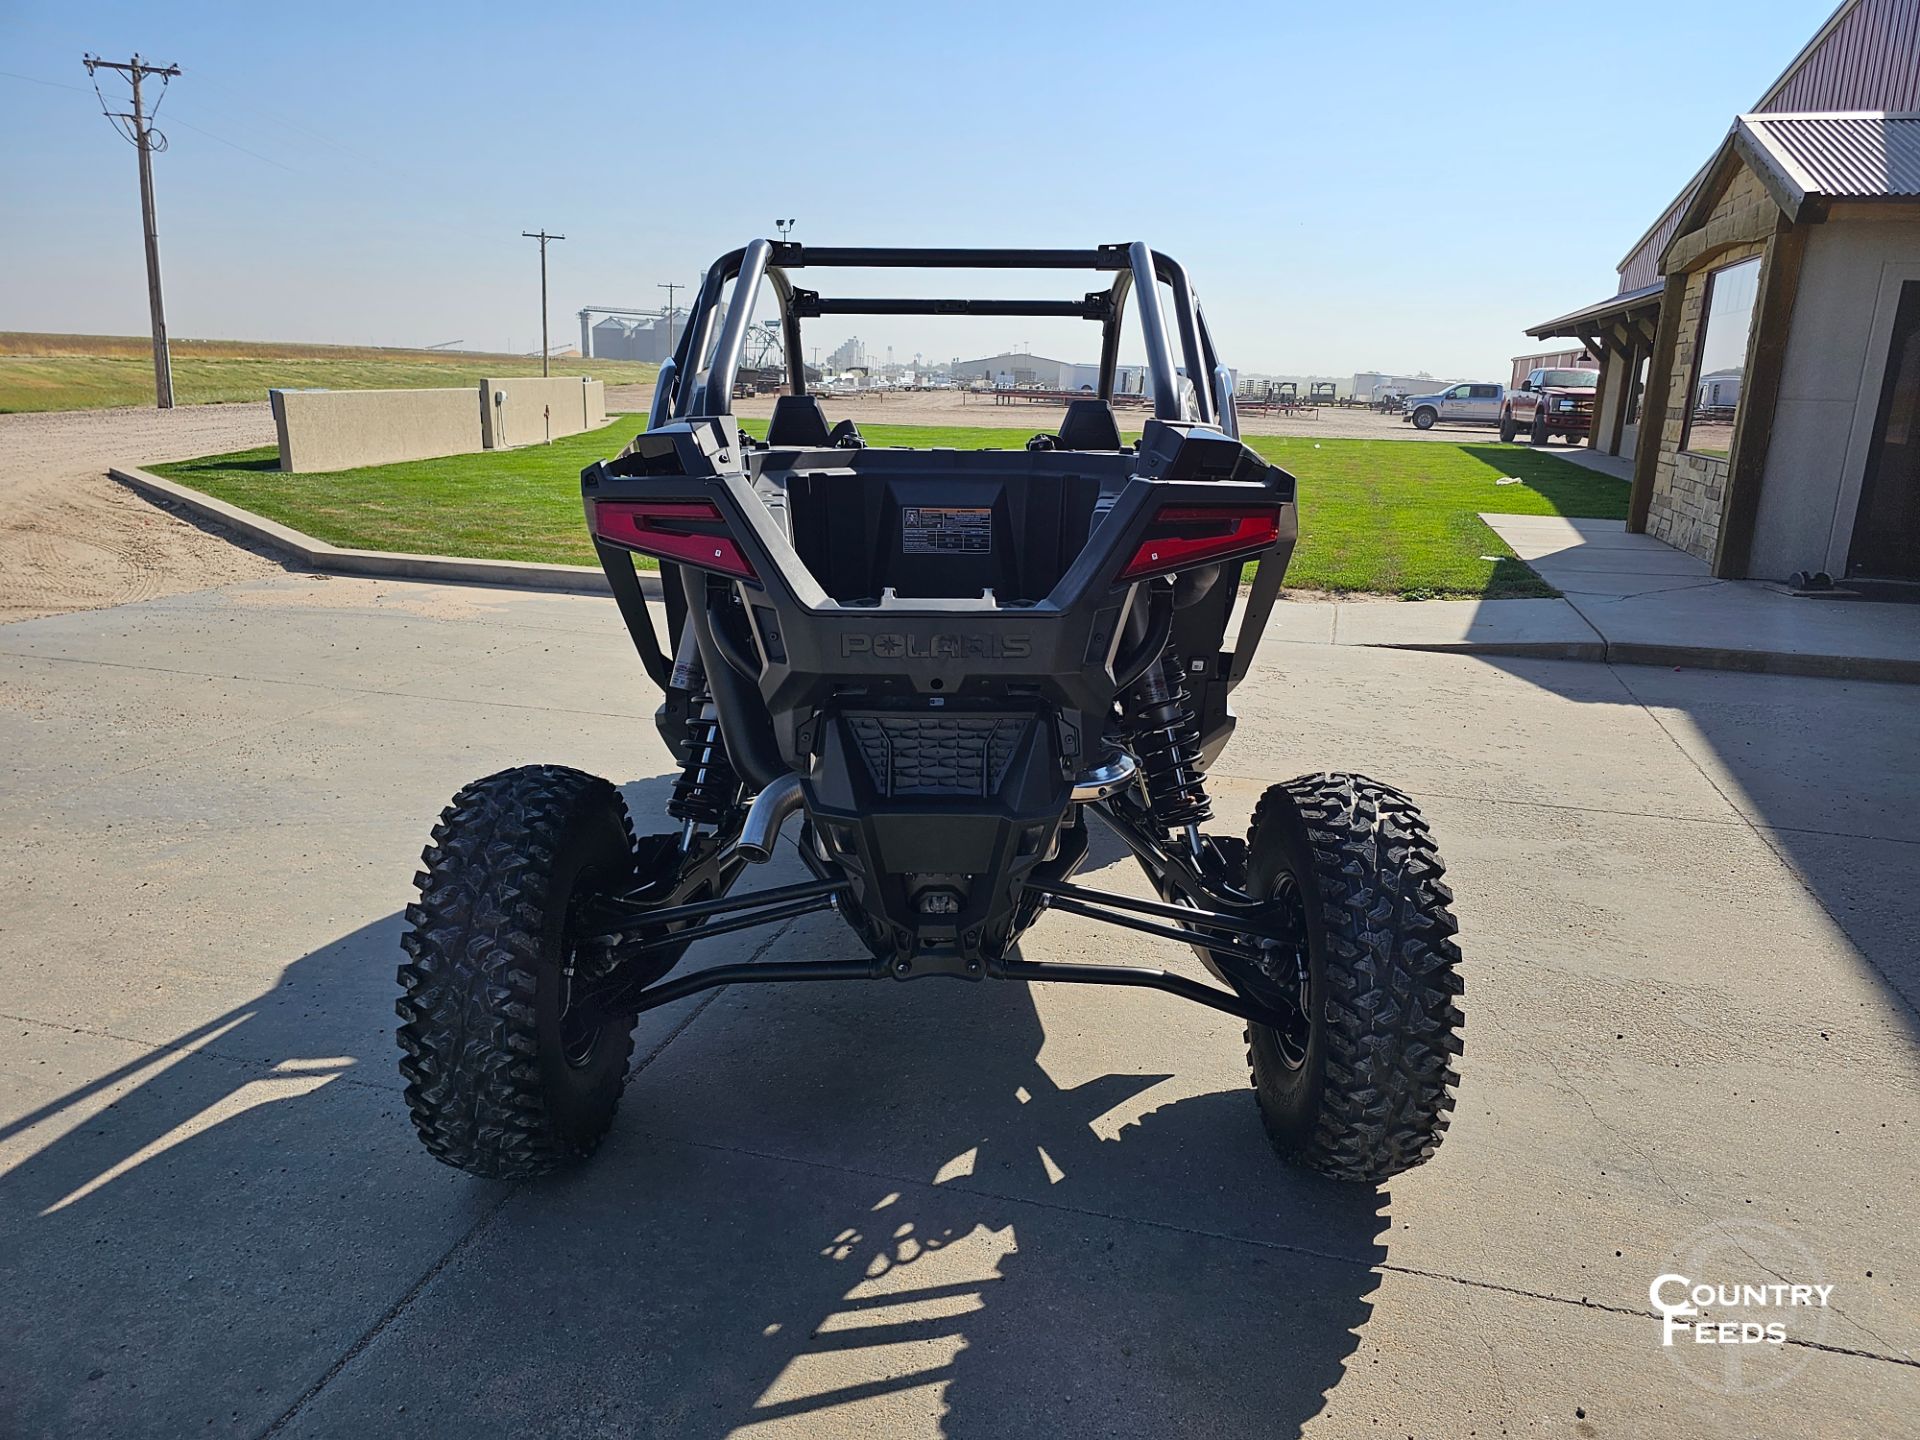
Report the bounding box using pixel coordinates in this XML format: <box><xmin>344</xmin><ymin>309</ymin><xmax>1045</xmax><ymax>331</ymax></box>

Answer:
<box><xmin>1070</xmin><ymin>751</ymin><xmax>1138</xmax><ymax>804</ymax></box>
<box><xmin>735</xmin><ymin>772</ymin><xmax>805</xmax><ymax>863</ymax></box>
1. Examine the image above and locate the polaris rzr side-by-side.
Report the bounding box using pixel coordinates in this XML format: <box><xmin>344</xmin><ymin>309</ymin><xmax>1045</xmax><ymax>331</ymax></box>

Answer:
<box><xmin>397</xmin><ymin>242</ymin><xmax>1464</xmax><ymax>1184</ymax></box>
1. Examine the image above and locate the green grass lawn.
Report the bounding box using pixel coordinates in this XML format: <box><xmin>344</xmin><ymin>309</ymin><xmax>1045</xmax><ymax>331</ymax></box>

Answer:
<box><xmin>150</xmin><ymin>420</ymin><xmax>1628</xmax><ymax>598</ymax></box>
<box><xmin>151</xmin><ymin>422</ymin><xmax>643</xmax><ymax>565</ymax></box>
<box><xmin>0</xmin><ymin>333</ymin><xmax>657</xmax><ymax>413</ymax></box>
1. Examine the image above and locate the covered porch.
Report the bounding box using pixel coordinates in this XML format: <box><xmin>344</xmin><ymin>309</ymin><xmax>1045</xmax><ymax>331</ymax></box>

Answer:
<box><xmin>1525</xmin><ymin>282</ymin><xmax>1665</xmax><ymax>462</ymax></box>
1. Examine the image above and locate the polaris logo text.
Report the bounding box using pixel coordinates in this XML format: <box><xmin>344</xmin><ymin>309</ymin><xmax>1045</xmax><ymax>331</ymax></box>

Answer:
<box><xmin>842</xmin><ymin>633</ymin><xmax>1033</xmax><ymax>660</ymax></box>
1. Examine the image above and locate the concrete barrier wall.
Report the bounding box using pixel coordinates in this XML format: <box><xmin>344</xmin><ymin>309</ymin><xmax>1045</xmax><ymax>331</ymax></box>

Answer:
<box><xmin>272</xmin><ymin>387</ymin><xmax>484</xmax><ymax>473</ymax></box>
<box><xmin>273</xmin><ymin>377</ymin><xmax>609</xmax><ymax>472</ymax></box>
<box><xmin>479</xmin><ymin>376</ymin><xmax>606</xmax><ymax>450</ymax></box>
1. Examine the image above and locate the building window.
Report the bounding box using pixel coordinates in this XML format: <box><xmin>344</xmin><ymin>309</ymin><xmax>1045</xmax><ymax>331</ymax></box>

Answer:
<box><xmin>1681</xmin><ymin>255</ymin><xmax>1762</xmax><ymax>458</ymax></box>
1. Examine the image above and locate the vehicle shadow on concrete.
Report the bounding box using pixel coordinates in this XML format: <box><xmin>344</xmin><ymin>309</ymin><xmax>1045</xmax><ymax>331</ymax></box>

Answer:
<box><xmin>0</xmin><ymin>780</ymin><xmax>1391</xmax><ymax>1438</ymax></box>
<box><xmin>0</xmin><ymin>906</ymin><xmax>436</xmax><ymax>1436</ymax></box>
<box><xmin>1481</xmin><ymin>656</ymin><xmax>1920</xmax><ymax>1023</ymax></box>
<box><xmin>577</xmin><ymin>962</ymin><xmax>1391</xmax><ymax>1438</ymax></box>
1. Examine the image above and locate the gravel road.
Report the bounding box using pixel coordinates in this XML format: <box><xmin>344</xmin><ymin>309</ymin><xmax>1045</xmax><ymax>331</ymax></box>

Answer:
<box><xmin>0</xmin><ymin>403</ymin><xmax>284</xmax><ymax>623</ymax></box>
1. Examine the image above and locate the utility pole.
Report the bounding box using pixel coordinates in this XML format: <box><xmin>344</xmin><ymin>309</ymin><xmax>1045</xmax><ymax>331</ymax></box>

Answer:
<box><xmin>521</xmin><ymin>229</ymin><xmax>565</xmax><ymax>375</ymax></box>
<box><xmin>775</xmin><ymin>217</ymin><xmax>795</xmax><ymax>242</ymax></box>
<box><xmin>657</xmin><ymin>281</ymin><xmax>682</xmax><ymax>353</ymax></box>
<box><xmin>84</xmin><ymin>53</ymin><xmax>182</xmax><ymax>409</ymax></box>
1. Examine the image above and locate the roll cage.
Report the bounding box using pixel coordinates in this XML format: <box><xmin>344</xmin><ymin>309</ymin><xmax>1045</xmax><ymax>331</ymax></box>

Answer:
<box><xmin>647</xmin><ymin>241</ymin><xmax>1240</xmax><ymax>437</ymax></box>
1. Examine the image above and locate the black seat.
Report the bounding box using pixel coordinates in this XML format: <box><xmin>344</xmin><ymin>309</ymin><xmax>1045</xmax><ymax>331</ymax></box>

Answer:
<box><xmin>1057</xmin><ymin>398</ymin><xmax>1123</xmax><ymax>451</ymax></box>
<box><xmin>766</xmin><ymin>394</ymin><xmax>834</xmax><ymax>447</ymax></box>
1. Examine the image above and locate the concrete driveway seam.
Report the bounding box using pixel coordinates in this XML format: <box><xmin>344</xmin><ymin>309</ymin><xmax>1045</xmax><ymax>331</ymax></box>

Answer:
<box><xmin>254</xmin><ymin>910</ymin><xmax>810</xmax><ymax>1435</ymax></box>
<box><xmin>0</xmin><ymin>1011</ymin><xmax>399</xmax><ymax>1117</ymax></box>
<box><xmin>636</xmin><ymin>1130</ymin><xmax>1919</xmax><ymax>1371</ymax></box>
<box><xmin>256</xmin><ymin>1184</ymin><xmax>522</xmax><ymax>1439</ymax></box>
<box><xmin>0</xmin><ymin>658</ymin><xmax>387</xmax><ymax>801</ymax></box>
<box><xmin>0</xmin><ymin>647</ymin><xmax>653</xmax><ymax>725</ymax></box>
<box><xmin>0</xmin><ymin>643</ymin><xmax>652</xmax><ymax>805</ymax></box>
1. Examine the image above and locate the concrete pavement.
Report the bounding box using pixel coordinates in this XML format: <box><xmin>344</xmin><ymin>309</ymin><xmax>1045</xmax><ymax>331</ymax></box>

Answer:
<box><xmin>1</xmin><ymin>574</ymin><xmax>1916</xmax><ymax>1437</ymax></box>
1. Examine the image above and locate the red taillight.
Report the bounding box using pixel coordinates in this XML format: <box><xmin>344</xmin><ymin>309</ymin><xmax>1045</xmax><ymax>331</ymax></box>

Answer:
<box><xmin>589</xmin><ymin>499</ymin><xmax>758</xmax><ymax>581</ymax></box>
<box><xmin>1119</xmin><ymin>504</ymin><xmax>1282</xmax><ymax>581</ymax></box>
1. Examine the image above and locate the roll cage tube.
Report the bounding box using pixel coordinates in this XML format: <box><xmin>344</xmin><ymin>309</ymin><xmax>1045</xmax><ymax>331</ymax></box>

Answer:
<box><xmin>662</xmin><ymin>242</ymin><xmax>1226</xmax><ymax>427</ymax></box>
<box><xmin>1096</xmin><ymin>267</ymin><xmax>1133</xmax><ymax>404</ymax></box>
<box><xmin>1153</xmin><ymin>250</ymin><xmax>1212</xmax><ymax>428</ymax></box>
<box><xmin>1126</xmin><ymin>241</ymin><xmax>1184</xmax><ymax>424</ymax></box>
<box><xmin>652</xmin><ymin>260</ymin><xmax>724</xmax><ymax>428</ymax></box>
<box><xmin>688</xmin><ymin>238</ymin><xmax>773</xmax><ymax>417</ymax></box>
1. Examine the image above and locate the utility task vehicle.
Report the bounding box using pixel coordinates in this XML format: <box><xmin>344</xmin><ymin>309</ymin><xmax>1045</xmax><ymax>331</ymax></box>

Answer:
<box><xmin>398</xmin><ymin>243</ymin><xmax>1465</xmax><ymax>1185</ymax></box>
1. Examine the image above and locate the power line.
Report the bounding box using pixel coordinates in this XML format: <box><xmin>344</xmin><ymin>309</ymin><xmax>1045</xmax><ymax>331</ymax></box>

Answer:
<box><xmin>162</xmin><ymin>113</ymin><xmax>298</xmax><ymax>172</ymax></box>
<box><xmin>0</xmin><ymin>69</ymin><xmax>91</xmax><ymax>93</ymax></box>
<box><xmin>83</xmin><ymin>52</ymin><xmax>181</xmax><ymax>410</ymax></box>
<box><xmin>5</xmin><ymin>66</ymin><xmax>294</xmax><ymax>173</ymax></box>
<box><xmin>521</xmin><ymin>230</ymin><xmax>565</xmax><ymax>376</ymax></box>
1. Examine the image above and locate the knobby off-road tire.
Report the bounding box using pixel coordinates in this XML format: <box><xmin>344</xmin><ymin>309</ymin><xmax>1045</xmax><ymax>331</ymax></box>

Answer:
<box><xmin>1244</xmin><ymin>773</ymin><xmax>1464</xmax><ymax>1183</ymax></box>
<box><xmin>1499</xmin><ymin>411</ymin><xmax>1518</xmax><ymax>444</ymax></box>
<box><xmin>397</xmin><ymin>765</ymin><xmax>640</xmax><ymax>1180</ymax></box>
<box><xmin>1531</xmin><ymin>412</ymin><xmax>1551</xmax><ymax>446</ymax></box>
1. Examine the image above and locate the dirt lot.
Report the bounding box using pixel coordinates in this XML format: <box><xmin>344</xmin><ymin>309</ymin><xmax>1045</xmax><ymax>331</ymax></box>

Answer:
<box><xmin>0</xmin><ymin>404</ymin><xmax>283</xmax><ymax>624</ymax></box>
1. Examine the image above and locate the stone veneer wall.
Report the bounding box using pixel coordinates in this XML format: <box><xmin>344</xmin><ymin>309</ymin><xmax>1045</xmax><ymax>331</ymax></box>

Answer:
<box><xmin>1644</xmin><ymin>165</ymin><xmax>1778</xmax><ymax>563</ymax></box>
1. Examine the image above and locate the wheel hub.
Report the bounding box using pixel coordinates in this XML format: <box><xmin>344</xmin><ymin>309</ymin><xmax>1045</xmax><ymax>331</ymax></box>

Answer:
<box><xmin>1254</xmin><ymin>872</ymin><xmax>1312</xmax><ymax>1069</ymax></box>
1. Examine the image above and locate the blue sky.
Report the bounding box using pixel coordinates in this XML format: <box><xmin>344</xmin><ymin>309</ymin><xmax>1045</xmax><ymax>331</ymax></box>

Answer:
<box><xmin>1</xmin><ymin>1</ymin><xmax>1834</xmax><ymax>379</ymax></box>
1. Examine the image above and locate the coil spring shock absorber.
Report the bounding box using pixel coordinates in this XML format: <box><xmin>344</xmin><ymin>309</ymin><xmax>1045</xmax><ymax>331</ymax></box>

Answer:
<box><xmin>666</xmin><ymin>627</ymin><xmax>740</xmax><ymax>842</ymax></box>
<box><xmin>669</xmin><ymin>702</ymin><xmax>739</xmax><ymax>831</ymax></box>
<box><xmin>1126</xmin><ymin>644</ymin><xmax>1212</xmax><ymax>840</ymax></box>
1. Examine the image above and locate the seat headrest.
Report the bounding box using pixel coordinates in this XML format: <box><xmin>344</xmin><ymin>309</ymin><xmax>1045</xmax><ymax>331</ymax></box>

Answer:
<box><xmin>766</xmin><ymin>394</ymin><xmax>834</xmax><ymax>447</ymax></box>
<box><xmin>1057</xmin><ymin>398</ymin><xmax>1123</xmax><ymax>451</ymax></box>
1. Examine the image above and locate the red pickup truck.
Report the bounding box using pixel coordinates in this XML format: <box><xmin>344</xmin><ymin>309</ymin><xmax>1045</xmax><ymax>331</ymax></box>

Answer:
<box><xmin>1500</xmin><ymin>367</ymin><xmax>1599</xmax><ymax>446</ymax></box>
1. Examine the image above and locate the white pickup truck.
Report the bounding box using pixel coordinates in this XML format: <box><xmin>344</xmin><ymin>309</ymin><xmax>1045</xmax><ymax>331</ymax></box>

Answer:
<box><xmin>1403</xmin><ymin>382</ymin><xmax>1504</xmax><ymax>431</ymax></box>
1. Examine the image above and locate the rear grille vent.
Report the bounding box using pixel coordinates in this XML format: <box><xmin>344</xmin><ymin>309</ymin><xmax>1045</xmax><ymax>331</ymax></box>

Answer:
<box><xmin>847</xmin><ymin>715</ymin><xmax>1030</xmax><ymax>796</ymax></box>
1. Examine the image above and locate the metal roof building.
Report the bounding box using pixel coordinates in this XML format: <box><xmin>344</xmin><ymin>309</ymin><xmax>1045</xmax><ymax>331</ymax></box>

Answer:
<box><xmin>1740</xmin><ymin>112</ymin><xmax>1920</xmax><ymax>205</ymax></box>
<box><xmin>1526</xmin><ymin>1</ymin><xmax>1920</xmax><ymax>586</ymax></box>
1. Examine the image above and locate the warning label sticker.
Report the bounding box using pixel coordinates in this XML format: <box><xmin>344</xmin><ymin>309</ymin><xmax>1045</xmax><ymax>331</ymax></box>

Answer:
<box><xmin>901</xmin><ymin>505</ymin><xmax>992</xmax><ymax>555</ymax></box>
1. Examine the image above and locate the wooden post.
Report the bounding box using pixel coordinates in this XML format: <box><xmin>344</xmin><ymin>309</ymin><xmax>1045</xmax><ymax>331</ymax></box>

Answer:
<box><xmin>83</xmin><ymin>54</ymin><xmax>181</xmax><ymax>409</ymax></box>
<box><xmin>1606</xmin><ymin>317</ymin><xmax>1643</xmax><ymax>457</ymax></box>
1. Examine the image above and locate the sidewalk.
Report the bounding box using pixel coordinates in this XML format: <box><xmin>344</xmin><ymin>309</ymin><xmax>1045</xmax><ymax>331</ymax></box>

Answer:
<box><xmin>1247</xmin><ymin>514</ymin><xmax>1920</xmax><ymax>684</ymax></box>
